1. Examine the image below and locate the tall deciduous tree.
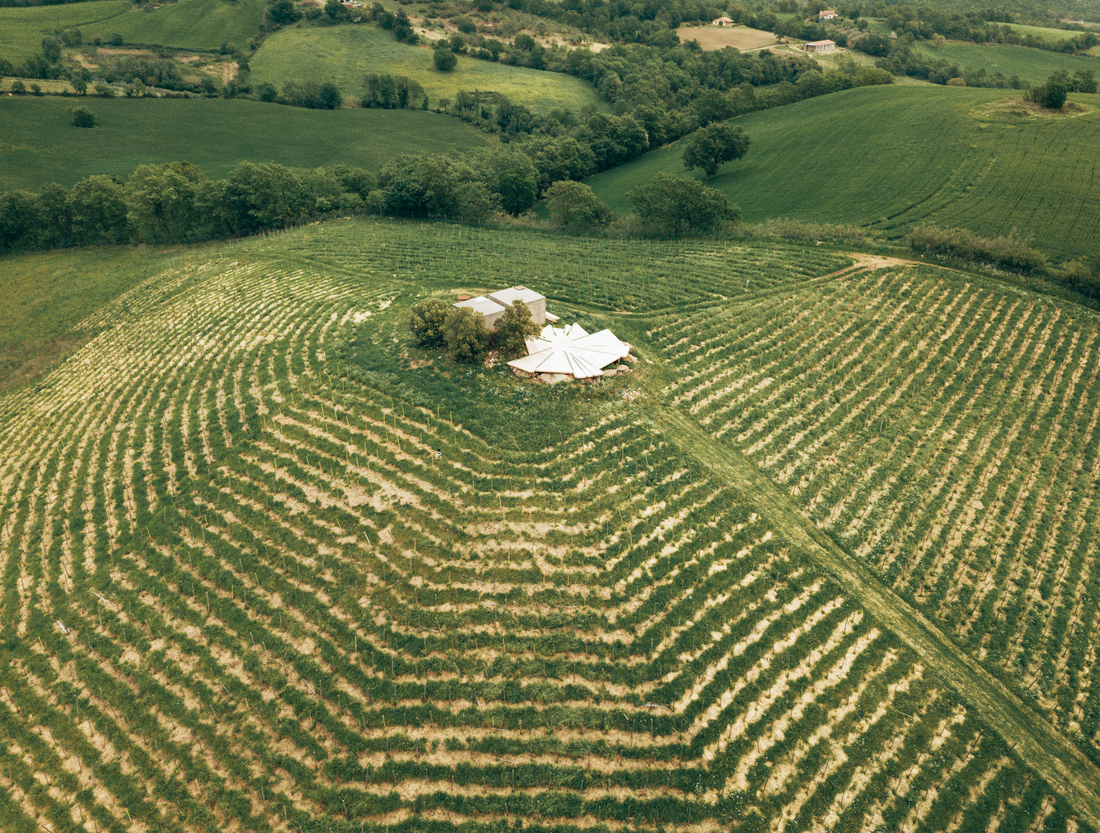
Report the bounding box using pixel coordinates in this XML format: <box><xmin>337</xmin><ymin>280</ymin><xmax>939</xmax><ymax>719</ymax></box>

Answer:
<box><xmin>126</xmin><ymin>162</ymin><xmax>210</xmax><ymax>243</ymax></box>
<box><xmin>628</xmin><ymin>173</ymin><xmax>739</xmax><ymax>235</ymax></box>
<box><xmin>472</xmin><ymin>146</ymin><xmax>538</xmax><ymax>215</ymax></box>
<box><xmin>69</xmin><ymin>175</ymin><xmax>129</xmax><ymax>244</ymax></box>
<box><xmin>682</xmin><ymin>123</ymin><xmax>751</xmax><ymax>179</ymax></box>
<box><xmin>545</xmin><ymin>181</ymin><xmax>614</xmax><ymax>232</ymax></box>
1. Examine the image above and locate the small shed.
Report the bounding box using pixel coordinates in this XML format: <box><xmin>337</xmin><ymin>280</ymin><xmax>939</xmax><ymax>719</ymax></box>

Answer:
<box><xmin>804</xmin><ymin>39</ymin><xmax>836</xmax><ymax>53</ymax></box>
<box><xmin>712</xmin><ymin>16</ymin><xmax>735</xmax><ymax>26</ymax></box>
<box><xmin>818</xmin><ymin>9</ymin><xmax>838</xmax><ymax>19</ymax></box>
<box><xmin>489</xmin><ymin>286</ymin><xmax>547</xmax><ymax>326</ymax></box>
<box><xmin>453</xmin><ymin>295</ymin><xmax>508</xmax><ymax>331</ymax></box>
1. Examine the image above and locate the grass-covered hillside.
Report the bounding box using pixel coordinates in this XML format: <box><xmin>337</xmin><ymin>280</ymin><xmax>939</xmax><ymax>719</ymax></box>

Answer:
<box><xmin>0</xmin><ymin>0</ymin><xmax>130</xmax><ymax>63</ymax></box>
<box><xmin>250</xmin><ymin>26</ymin><xmax>609</xmax><ymax>114</ymax></box>
<box><xmin>2</xmin><ymin>218</ymin><xmax>1100</xmax><ymax>832</ymax></box>
<box><xmin>79</xmin><ymin>0</ymin><xmax>266</xmax><ymax>51</ymax></box>
<box><xmin>913</xmin><ymin>40</ymin><xmax>1100</xmax><ymax>86</ymax></box>
<box><xmin>80</xmin><ymin>0</ymin><xmax>268</xmax><ymax>51</ymax></box>
<box><xmin>588</xmin><ymin>84</ymin><xmax>1100</xmax><ymax>265</ymax></box>
<box><xmin>0</xmin><ymin>97</ymin><xmax>489</xmax><ymax>191</ymax></box>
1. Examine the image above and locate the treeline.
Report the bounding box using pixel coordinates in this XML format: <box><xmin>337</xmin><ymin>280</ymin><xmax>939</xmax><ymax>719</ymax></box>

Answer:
<box><xmin>0</xmin><ymin>141</ymin><xmax>577</xmax><ymax>252</ymax></box>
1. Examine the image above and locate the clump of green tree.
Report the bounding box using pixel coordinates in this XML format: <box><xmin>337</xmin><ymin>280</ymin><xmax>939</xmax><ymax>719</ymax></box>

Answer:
<box><xmin>494</xmin><ymin>300</ymin><xmax>541</xmax><ymax>357</ymax></box>
<box><xmin>628</xmin><ymin>173</ymin><xmax>740</xmax><ymax>235</ymax></box>
<box><xmin>362</xmin><ymin>73</ymin><xmax>426</xmax><ymax>109</ymax></box>
<box><xmin>1026</xmin><ymin>69</ymin><xmax>1096</xmax><ymax>110</ymax></box>
<box><xmin>409</xmin><ymin>297</ymin><xmax>538</xmax><ymax>363</ymax></box>
<box><xmin>682</xmin><ymin>123</ymin><xmax>751</xmax><ymax>179</ymax></box>
<box><xmin>0</xmin><ymin>161</ymin><xmax>376</xmax><ymax>252</ymax></box>
<box><xmin>545</xmin><ymin>181</ymin><xmax>614</xmax><ymax>232</ymax></box>
<box><xmin>70</xmin><ymin>107</ymin><xmax>96</xmax><ymax>128</ymax></box>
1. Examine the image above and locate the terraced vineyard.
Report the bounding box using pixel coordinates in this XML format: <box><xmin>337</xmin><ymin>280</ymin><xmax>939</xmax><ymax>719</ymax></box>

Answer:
<box><xmin>0</xmin><ymin>220</ymin><xmax>1093</xmax><ymax>832</ymax></box>
<box><xmin>658</xmin><ymin>258</ymin><xmax>1100</xmax><ymax>763</ymax></box>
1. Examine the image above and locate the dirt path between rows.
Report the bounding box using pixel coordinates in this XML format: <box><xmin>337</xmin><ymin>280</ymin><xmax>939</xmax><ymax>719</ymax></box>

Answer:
<box><xmin>652</xmin><ymin>404</ymin><xmax>1100</xmax><ymax>830</ymax></box>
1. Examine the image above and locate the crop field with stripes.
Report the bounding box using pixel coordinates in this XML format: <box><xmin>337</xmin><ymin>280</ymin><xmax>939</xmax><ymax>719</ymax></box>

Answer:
<box><xmin>659</xmin><ymin>258</ymin><xmax>1100</xmax><ymax>769</ymax></box>
<box><xmin>0</xmin><ymin>218</ymin><xmax>1095</xmax><ymax>833</ymax></box>
<box><xmin>586</xmin><ymin>86</ymin><xmax>1100</xmax><ymax>265</ymax></box>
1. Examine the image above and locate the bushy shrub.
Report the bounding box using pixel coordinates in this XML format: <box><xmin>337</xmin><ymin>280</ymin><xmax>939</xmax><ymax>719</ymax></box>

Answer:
<box><xmin>493</xmin><ymin>300</ymin><xmax>540</xmax><ymax>357</ymax></box>
<box><xmin>408</xmin><ymin>299</ymin><xmax>451</xmax><ymax>348</ymax></box>
<box><xmin>71</xmin><ymin>107</ymin><xmax>96</xmax><ymax>128</ymax></box>
<box><xmin>907</xmin><ymin>226</ymin><xmax>1048</xmax><ymax>273</ymax></box>
<box><xmin>443</xmin><ymin>307</ymin><xmax>490</xmax><ymax>362</ymax></box>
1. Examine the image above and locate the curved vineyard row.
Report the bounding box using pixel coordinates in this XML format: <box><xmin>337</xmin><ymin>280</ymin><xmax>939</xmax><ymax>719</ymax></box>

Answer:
<box><xmin>0</xmin><ymin>222</ymin><xmax>1087</xmax><ymax>832</ymax></box>
<box><xmin>656</xmin><ymin>262</ymin><xmax>1100</xmax><ymax>763</ymax></box>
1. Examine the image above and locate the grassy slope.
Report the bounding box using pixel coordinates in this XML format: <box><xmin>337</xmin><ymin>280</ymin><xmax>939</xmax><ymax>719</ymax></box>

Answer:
<box><xmin>0</xmin><ymin>222</ymin><xmax>1097</xmax><ymax>832</ymax></box>
<box><xmin>0</xmin><ymin>97</ymin><xmax>489</xmax><ymax>191</ymax></box>
<box><xmin>81</xmin><ymin>0</ymin><xmax>267</xmax><ymax>51</ymax></box>
<box><xmin>250</xmin><ymin>24</ymin><xmax>608</xmax><ymax>114</ymax></box>
<box><xmin>0</xmin><ymin>246</ymin><xmax>181</xmax><ymax>391</ymax></box>
<box><xmin>587</xmin><ymin>84</ymin><xmax>1100</xmax><ymax>264</ymax></box>
<box><xmin>0</xmin><ymin>0</ymin><xmax>130</xmax><ymax>63</ymax></box>
<box><xmin>914</xmin><ymin>41</ymin><xmax>1100</xmax><ymax>86</ymax></box>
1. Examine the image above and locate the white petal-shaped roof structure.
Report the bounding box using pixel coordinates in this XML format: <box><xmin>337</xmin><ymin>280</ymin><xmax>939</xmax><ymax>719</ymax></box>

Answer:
<box><xmin>509</xmin><ymin>324</ymin><xmax>631</xmax><ymax>379</ymax></box>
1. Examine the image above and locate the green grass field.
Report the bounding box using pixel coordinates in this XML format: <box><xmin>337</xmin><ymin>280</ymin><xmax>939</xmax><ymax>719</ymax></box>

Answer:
<box><xmin>916</xmin><ymin>40</ymin><xmax>1100</xmax><ymax>86</ymax></box>
<box><xmin>1</xmin><ymin>219</ymin><xmax>1099</xmax><ymax>832</ymax></box>
<box><xmin>587</xmin><ymin>84</ymin><xmax>1100</xmax><ymax>265</ymax></box>
<box><xmin>0</xmin><ymin>0</ymin><xmax>130</xmax><ymax>63</ymax></box>
<box><xmin>80</xmin><ymin>0</ymin><xmax>267</xmax><ymax>51</ymax></box>
<box><xmin>999</xmin><ymin>21</ymin><xmax>1082</xmax><ymax>44</ymax></box>
<box><xmin>251</xmin><ymin>24</ymin><xmax>609</xmax><ymax>114</ymax></box>
<box><xmin>0</xmin><ymin>96</ymin><xmax>489</xmax><ymax>191</ymax></box>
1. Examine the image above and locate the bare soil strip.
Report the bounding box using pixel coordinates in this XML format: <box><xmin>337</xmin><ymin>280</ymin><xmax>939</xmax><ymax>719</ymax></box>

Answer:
<box><xmin>653</xmin><ymin>407</ymin><xmax>1100</xmax><ymax>830</ymax></box>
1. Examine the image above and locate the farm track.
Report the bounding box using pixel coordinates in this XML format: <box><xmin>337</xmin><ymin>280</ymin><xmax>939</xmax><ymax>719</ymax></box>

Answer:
<box><xmin>0</xmin><ymin>222</ymin><xmax>1090</xmax><ymax>832</ymax></box>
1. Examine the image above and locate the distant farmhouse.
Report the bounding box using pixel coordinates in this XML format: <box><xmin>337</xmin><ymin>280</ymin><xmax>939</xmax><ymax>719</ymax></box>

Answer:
<box><xmin>818</xmin><ymin>9</ymin><xmax>838</xmax><ymax>19</ymax></box>
<box><xmin>712</xmin><ymin>16</ymin><xmax>735</xmax><ymax>26</ymax></box>
<box><xmin>452</xmin><ymin>285</ymin><xmax>556</xmax><ymax>331</ymax></box>
<box><xmin>804</xmin><ymin>39</ymin><xmax>837</xmax><ymax>53</ymax></box>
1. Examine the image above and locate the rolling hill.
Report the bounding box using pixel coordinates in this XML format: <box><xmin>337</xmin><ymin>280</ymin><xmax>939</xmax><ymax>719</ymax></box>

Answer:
<box><xmin>0</xmin><ymin>97</ymin><xmax>489</xmax><ymax>191</ymax></box>
<box><xmin>587</xmin><ymin>84</ymin><xmax>1100</xmax><ymax>265</ymax></box>
<box><xmin>250</xmin><ymin>25</ymin><xmax>609</xmax><ymax>115</ymax></box>
<box><xmin>913</xmin><ymin>40</ymin><xmax>1100</xmax><ymax>86</ymax></box>
<box><xmin>0</xmin><ymin>0</ymin><xmax>131</xmax><ymax>64</ymax></box>
<box><xmin>1</xmin><ymin>218</ymin><xmax>1100</xmax><ymax>832</ymax></box>
<box><xmin>81</xmin><ymin>0</ymin><xmax>268</xmax><ymax>52</ymax></box>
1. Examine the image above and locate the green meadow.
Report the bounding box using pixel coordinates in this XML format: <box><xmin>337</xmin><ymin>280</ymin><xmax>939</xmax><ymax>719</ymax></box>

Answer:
<box><xmin>587</xmin><ymin>84</ymin><xmax>1100</xmax><ymax>265</ymax></box>
<box><xmin>999</xmin><ymin>21</ymin><xmax>1083</xmax><ymax>45</ymax></box>
<box><xmin>250</xmin><ymin>25</ymin><xmax>608</xmax><ymax>113</ymax></box>
<box><xmin>0</xmin><ymin>97</ymin><xmax>489</xmax><ymax>191</ymax></box>
<box><xmin>0</xmin><ymin>0</ymin><xmax>130</xmax><ymax>63</ymax></box>
<box><xmin>81</xmin><ymin>0</ymin><xmax>268</xmax><ymax>51</ymax></box>
<box><xmin>916</xmin><ymin>40</ymin><xmax>1100</xmax><ymax>86</ymax></box>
